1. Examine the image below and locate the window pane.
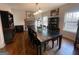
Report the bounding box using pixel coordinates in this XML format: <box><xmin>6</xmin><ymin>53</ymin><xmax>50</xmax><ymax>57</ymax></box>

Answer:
<box><xmin>43</xmin><ymin>16</ymin><xmax>48</xmax><ymax>26</ymax></box>
<box><xmin>63</xmin><ymin>12</ymin><xmax>79</xmax><ymax>33</ymax></box>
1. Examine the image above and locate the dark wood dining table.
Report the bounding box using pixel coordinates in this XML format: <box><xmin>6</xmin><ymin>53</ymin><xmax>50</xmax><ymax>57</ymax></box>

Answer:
<box><xmin>31</xmin><ymin>26</ymin><xmax>62</xmax><ymax>54</ymax></box>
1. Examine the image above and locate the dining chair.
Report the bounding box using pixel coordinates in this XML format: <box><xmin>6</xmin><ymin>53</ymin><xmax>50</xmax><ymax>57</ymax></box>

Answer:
<box><xmin>27</xmin><ymin>26</ymin><xmax>42</xmax><ymax>54</ymax></box>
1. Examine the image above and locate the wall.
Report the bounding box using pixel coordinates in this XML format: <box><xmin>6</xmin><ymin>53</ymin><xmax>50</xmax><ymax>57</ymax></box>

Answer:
<box><xmin>0</xmin><ymin>4</ymin><xmax>12</xmax><ymax>13</ymax></box>
<box><xmin>59</xmin><ymin>3</ymin><xmax>79</xmax><ymax>41</ymax></box>
<box><xmin>12</xmin><ymin>9</ymin><xmax>26</xmax><ymax>31</ymax></box>
<box><xmin>42</xmin><ymin>11</ymin><xmax>50</xmax><ymax>17</ymax></box>
<box><xmin>0</xmin><ymin>4</ymin><xmax>12</xmax><ymax>48</ymax></box>
<box><xmin>34</xmin><ymin>11</ymin><xmax>50</xmax><ymax>20</ymax></box>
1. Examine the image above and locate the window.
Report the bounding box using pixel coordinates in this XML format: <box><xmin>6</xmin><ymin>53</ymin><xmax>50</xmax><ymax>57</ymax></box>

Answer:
<box><xmin>42</xmin><ymin>16</ymin><xmax>48</xmax><ymax>26</ymax></box>
<box><xmin>63</xmin><ymin>12</ymin><xmax>79</xmax><ymax>33</ymax></box>
<box><xmin>35</xmin><ymin>18</ymin><xmax>42</xmax><ymax>27</ymax></box>
<box><xmin>35</xmin><ymin>16</ymin><xmax>48</xmax><ymax>27</ymax></box>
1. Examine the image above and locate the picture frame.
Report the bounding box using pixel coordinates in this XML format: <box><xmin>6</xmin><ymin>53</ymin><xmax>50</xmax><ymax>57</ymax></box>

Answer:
<box><xmin>50</xmin><ymin>8</ymin><xmax>59</xmax><ymax>16</ymax></box>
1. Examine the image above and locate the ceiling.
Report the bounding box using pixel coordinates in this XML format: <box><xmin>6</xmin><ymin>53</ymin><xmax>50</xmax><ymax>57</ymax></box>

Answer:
<box><xmin>6</xmin><ymin>3</ymin><xmax>66</xmax><ymax>12</ymax></box>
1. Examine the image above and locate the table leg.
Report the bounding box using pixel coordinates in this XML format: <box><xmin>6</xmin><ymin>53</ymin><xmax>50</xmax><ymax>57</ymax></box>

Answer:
<box><xmin>74</xmin><ymin>39</ymin><xmax>77</xmax><ymax>48</ymax></box>
<box><xmin>58</xmin><ymin>35</ymin><xmax>62</xmax><ymax>49</ymax></box>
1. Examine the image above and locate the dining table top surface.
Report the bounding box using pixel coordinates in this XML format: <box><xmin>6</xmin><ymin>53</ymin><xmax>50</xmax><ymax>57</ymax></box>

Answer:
<box><xmin>31</xmin><ymin>26</ymin><xmax>62</xmax><ymax>43</ymax></box>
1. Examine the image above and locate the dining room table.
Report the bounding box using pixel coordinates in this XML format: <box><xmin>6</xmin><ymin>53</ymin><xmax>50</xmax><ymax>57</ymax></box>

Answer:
<box><xmin>31</xmin><ymin>26</ymin><xmax>62</xmax><ymax>55</ymax></box>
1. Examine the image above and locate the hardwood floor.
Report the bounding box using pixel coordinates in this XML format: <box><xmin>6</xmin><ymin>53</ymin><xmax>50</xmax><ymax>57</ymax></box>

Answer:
<box><xmin>0</xmin><ymin>32</ymin><xmax>79</xmax><ymax>55</ymax></box>
<box><xmin>2</xmin><ymin>32</ymin><xmax>37</xmax><ymax>55</ymax></box>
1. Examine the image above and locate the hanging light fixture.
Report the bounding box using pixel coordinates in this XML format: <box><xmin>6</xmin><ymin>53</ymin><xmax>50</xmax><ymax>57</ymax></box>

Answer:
<box><xmin>33</xmin><ymin>3</ymin><xmax>43</xmax><ymax>15</ymax></box>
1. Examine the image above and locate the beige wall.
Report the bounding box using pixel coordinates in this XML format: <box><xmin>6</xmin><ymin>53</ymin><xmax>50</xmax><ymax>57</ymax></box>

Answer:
<box><xmin>12</xmin><ymin>9</ymin><xmax>26</xmax><ymax>31</ymax></box>
<box><xmin>0</xmin><ymin>4</ymin><xmax>12</xmax><ymax>13</ymax></box>
<box><xmin>35</xmin><ymin>11</ymin><xmax>50</xmax><ymax>19</ymax></box>
<box><xmin>0</xmin><ymin>4</ymin><xmax>12</xmax><ymax>48</ymax></box>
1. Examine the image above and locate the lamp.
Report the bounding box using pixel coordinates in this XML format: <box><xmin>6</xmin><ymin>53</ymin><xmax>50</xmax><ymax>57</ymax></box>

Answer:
<box><xmin>33</xmin><ymin>3</ymin><xmax>43</xmax><ymax>15</ymax></box>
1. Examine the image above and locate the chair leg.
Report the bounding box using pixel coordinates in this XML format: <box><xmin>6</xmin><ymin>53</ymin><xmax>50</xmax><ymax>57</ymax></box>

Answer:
<box><xmin>44</xmin><ymin>42</ymin><xmax>46</xmax><ymax>51</ymax></box>
<box><xmin>37</xmin><ymin>45</ymin><xmax>42</xmax><ymax>55</ymax></box>
<box><xmin>37</xmin><ymin>46</ymin><xmax>39</xmax><ymax>55</ymax></box>
<box><xmin>52</xmin><ymin>41</ymin><xmax>54</xmax><ymax>48</ymax></box>
<box><xmin>31</xmin><ymin>40</ymin><xmax>35</xmax><ymax>48</ymax></box>
<box><xmin>39</xmin><ymin>46</ymin><xmax>42</xmax><ymax>55</ymax></box>
<box><xmin>57</xmin><ymin>39</ymin><xmax>59</xmax><ymax>45</ymax></box>
<box><xmin>37</xmin><ymin>46</ymin><xmax>40</xmax><ymax>55</ymax></box>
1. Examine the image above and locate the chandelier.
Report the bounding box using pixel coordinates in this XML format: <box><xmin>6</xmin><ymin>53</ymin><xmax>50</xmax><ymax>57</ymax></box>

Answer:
<box><xmin>33</xmin><ymin>3</ymin><xmax>43</xmax><ymax>15</ymax></box>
